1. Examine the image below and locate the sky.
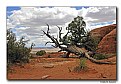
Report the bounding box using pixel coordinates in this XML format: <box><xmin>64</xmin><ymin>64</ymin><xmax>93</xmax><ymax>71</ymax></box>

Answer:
<box><xmin>6</xmin><ymin>6</ymin><xmax>116</xmax><ymax>48</ymax></box>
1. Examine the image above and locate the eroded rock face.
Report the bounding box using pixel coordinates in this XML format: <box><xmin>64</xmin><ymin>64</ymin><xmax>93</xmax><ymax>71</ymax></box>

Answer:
<box><xmin>90</xmin><ymin>24</ymin><xmax>116</xmax><ymax>41</ymax></box>
<box><xmin>97</xmin><ymin>28</ymin><xmax>116</xmax><ymax>54</ymax></box>
<box><xmin>90</xmin><ymin>24</ymin><xmax>116</xmax><ymax>54</ymax></box>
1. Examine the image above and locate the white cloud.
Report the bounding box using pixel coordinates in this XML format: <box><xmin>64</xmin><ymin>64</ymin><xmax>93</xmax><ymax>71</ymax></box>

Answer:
<box><xmin>83</xmin><ymin>6</ymin><xmax>116</xmax><ymax>30</ymax></box>
<box><xmin>86</xmin><ymin>6</ymin><xmax>116</xmax><ymax>23</ymax></box>
<box><xmin>7</xmin><ymin>6</ymin><xmax>116</xmax><ymax>47</ymax></box>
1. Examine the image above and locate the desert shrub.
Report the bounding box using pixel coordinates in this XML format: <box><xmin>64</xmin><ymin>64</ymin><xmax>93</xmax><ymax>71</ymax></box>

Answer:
<box><xmin>7</xmin><ymin>29</ymin><xmax>31</xmax><ymax>66</ymax></box>
<box><xmin>93</xmin><ymin>53</ymin><xmax>108</xmax><ymax>60</ymax></box>
<box><xmin>36</xmin><ymin>50</ymin><xmax>46</xmax><ymax>56</ymax></box>
<box><xmin>73</xmin><ymin>58</ymin><xmax>87</xmax><ymax>72</ymax></box>
<box><xmin>79</xmin><ymin>58</ymin><xmax>87</xmax><ymax>69</ymax></box>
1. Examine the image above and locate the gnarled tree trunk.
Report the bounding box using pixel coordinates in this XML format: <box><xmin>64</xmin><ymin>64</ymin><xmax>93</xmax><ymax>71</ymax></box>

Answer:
<box><xmin>41</xmin><ymin>24</ymin><xmax>116</xmax><ymax>64</ymax></box>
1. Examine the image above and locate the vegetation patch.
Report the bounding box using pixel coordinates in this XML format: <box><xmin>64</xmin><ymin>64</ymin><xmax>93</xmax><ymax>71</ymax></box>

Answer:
<box><xmin>93</xmin><ymin>53</ymin><xmax>108</xmax><ymax>60</ymax></box>
<box><xmin>36</xmin><ymin>50</ymin><xmax>46</xmax><ymax>56</ymax></box>
<box><xmin>73</xmin><ymin>58</ymin><xmax>88</xmax><ymax>72</ymax></box>
<box><xmin>93</xmin><ymin>53</ymin><xmax>116</xmax><ymax>60</ymax></box>
<box><xmin>7</xmin><ymin>29</ymin><xmax>31</xmax><ymax>65</ymax></box>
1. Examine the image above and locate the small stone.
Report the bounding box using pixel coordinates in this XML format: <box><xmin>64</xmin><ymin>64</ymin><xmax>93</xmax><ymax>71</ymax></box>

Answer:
<box><xmin>41</xmin><ymin>75</ymin><xmax>50</xmax><ymax>79</ymax></box>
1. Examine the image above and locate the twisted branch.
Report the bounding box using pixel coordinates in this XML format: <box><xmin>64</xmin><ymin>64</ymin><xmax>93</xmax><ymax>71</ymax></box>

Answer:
<box><xmin>56</xmin><ymin>25</ymin><xmax>63</xmax><ymax>42</ymax></box>
<box><xmin>40</xmin><ymin>24</ymin><xmax>116</xmax><ymax>64</ymax></box>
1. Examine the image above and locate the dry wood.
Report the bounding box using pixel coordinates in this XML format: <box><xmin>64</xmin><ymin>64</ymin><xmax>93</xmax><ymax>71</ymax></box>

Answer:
<box><xmin>42</xmin><ymin>24</ymin><xmax>116</xmax><ymax>64</ymax></box>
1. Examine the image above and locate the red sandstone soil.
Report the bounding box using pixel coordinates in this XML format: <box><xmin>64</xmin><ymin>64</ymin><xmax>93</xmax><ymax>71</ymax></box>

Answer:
<box><xmin>7</xmin><ymin>53</ymin><xmax>116</xmax><ymax>80</ymax></box>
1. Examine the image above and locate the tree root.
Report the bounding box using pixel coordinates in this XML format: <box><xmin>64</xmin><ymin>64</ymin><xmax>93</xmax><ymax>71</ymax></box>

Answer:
<box><xmin>84</xmin><ymin>53</ymin><xmax>116</xmax><ymax>64</ymax></box>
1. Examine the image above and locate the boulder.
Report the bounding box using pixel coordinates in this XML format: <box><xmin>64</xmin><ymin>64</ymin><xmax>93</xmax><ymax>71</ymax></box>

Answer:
<box><xmin>97</xmin><ymin>29</ymin><xmax>116</xmax><ymax>54</ymax></box>
<box><xmin>90</xmin><ymin>24</ymin><xmax>116</xmax><ymax>41</ymax></box>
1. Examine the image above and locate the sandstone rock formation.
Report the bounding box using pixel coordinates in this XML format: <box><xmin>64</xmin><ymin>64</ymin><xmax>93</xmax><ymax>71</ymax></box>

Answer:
<box><xmin>90</xmin><ymin>24</ymin><xmax>116</xmax><ymax>41</ymax></box>
<box><xmin>97</xmin><ymin>28</ymin><xmax>116</xmax><ymax>54</ymax></box>
<box><xmin>90</xmin><ymin>24</ymin><xmax>116</xmax><ymax>54</ymax></box>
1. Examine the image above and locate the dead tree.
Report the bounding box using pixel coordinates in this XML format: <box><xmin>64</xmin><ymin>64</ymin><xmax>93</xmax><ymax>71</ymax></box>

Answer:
<box><xmin>41</xmin><ymin>24</ymin><xmax>116</xmax><ymax>64</ymax></box>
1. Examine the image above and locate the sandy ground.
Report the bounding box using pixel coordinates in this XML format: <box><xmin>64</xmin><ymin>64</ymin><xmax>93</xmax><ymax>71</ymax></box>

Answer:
<box><xmin>7</xmin><ymin>52</ymin><xmax>116</xmax><ymax>80</ymax></box>
<box><xmin>31</xmin><ymin>48</ymin><xmax>60</xmax><ymax>54</ymax></box>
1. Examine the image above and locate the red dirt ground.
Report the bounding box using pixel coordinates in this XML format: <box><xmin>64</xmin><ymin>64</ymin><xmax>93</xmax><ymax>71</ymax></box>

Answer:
<box><xmin>7</xmin><ymin>53</ymin><xmax>116</xmax><ymax>80</ymax></box>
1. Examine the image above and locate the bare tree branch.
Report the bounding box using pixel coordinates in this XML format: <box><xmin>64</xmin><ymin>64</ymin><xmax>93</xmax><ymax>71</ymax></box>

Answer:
<box><xmin>46</xmin><ymin>24</ymin><xmax>50</xmax><ymax>34</ymax></box>
<box><xmin>40</xmin><ymin>24</ymin><xmax>116</xmax><ymax>64</ymax></box>
<box><xmin>58</xmin><ymin>50</ymin><xmax>63</xmax><ymax>52</ymax></box>
<box><xmin>45</xmin><ymin>41</ymin><xmax>54</xmax><ymax>45</ymax></box>
<box><xmin>41</xmin><ymin>24</ymin><xmax>60</xmax><ymax>48</ymax></box>
<box><xmin>51</xmin><ymin>45</ymin><xmax>57</xmax><ymax>48</ymax></box>
<box><xmin>56</xmin><ymin>25</ymin><xmax>63</xmax><ymax>42</ymax></box>
<box><xmin>64</xmin><ymin>27</ymin><xmax>69</xmax><ymax>37</ymax></box>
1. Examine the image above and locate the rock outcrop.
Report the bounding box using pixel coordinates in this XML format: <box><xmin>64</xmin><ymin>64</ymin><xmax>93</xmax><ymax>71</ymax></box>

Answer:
<box><xmin>90</xmin><ymin>24</ymin><xmax>116</xmax><ymax>41</ymax></box>
<box><xmin>90</xmin><ymin>24</ymin><xmax>116</xmax><ymax>54</ymax></box>
<box><xmin>97</xmin><ymin>28</ymin><xmax>116</xmax><ymax>54</ymax></box>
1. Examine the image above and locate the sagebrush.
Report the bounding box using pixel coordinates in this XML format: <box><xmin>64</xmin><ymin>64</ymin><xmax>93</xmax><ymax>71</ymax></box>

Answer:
<box><xmin>36</xmin><ymin>50</ymin><xmax>46</xmax><ymax>56</ymax></box>
<box><xmin>7</xmin><ymin>29</ymin><xmax>31</xmax><ymax>66</ymax></box>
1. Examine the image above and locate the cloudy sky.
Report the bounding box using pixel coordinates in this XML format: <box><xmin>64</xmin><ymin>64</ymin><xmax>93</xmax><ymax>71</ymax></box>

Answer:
<box><xmin>7</xmin><ymin>6</ymin><xmax>116</xmax><ymax>48</ymax></box>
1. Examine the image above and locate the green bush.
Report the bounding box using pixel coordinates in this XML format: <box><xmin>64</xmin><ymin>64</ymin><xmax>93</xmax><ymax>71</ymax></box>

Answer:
<box><xmin>36</xmin><ymin>50</ymin><xmax>46</xmax><ymax>56</ymax></box>
<box><xmin>93</xmin><ymin>53</ymin><xmax>108</xmax><ymax>60</ymax></box>
<box><xmin>7</xmin><ymin>29</ymin><xmax>31</xmax><ymax>65</ymax></box>
<box><xmin>73</xmin><ymin>58</ymin><xmax>87</xmax><ymax>72</ymax></box>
